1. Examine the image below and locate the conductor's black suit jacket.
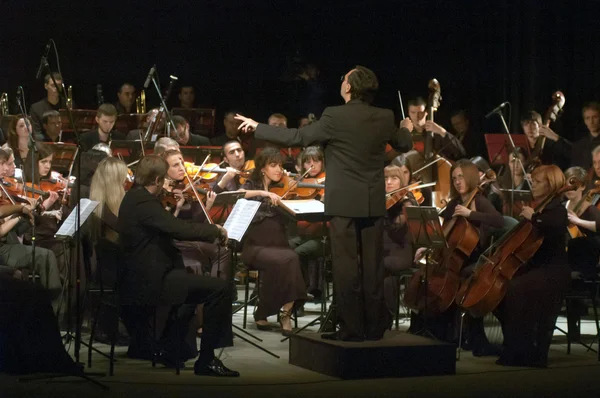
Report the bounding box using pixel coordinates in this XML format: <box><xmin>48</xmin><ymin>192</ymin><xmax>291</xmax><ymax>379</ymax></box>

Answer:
<box><xmin>255</xmin><ymin>99</ymin><xmax>413</xmax><ymax>218</ymax></box>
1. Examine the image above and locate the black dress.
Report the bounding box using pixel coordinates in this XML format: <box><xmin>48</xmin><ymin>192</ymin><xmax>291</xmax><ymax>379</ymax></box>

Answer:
<box><xmin>496</xmin><ymin>197</ymin><xmax>570</xmax><ymax>366</ymax></box>
<box><xmin>240</xmin><ymin>179</ymin><xmax>307</xmax><ymax>321</ymax></box>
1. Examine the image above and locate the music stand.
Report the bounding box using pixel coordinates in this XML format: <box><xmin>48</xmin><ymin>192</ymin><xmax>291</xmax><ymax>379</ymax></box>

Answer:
<box><xmin>403</xmin><ymin>206</ymin><xmax>446</xmax><ymax>338</ymax></box>
<box><xmin>109</xmin><ymin>140</ymin><xmax>143</xmax><ymax>163</ymax></box>
<box><xmin>484</xmin><ymin>133</ymin><xmax>530</xmax><ymax>166</ymax></box>
<box><xmin>44</xmin><ymin>142</ymin><xmax>78</xmax><ymax>175</ymax></box>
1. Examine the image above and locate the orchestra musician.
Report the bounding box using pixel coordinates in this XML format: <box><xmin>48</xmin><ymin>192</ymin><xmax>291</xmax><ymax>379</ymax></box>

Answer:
<box><xmin>79</xmin><ymin>104</ymin><xmax>126</xmax><ymax>151</ymax></box>
<box><xmin>391</xmin><ymin>152</ymin><xmax>432</xmax><ymax>206</ymax></box>
<box><xmin>449</xmin><ymin>110</ymin><xmax>482</xmax><ymax>159</ymax></box>
<box><xmin>41</xmin><ymin>110</ymin><xmax>62</xmax><ymax>143</ymax></box>
<box><xmin>178</xmin><ymin>86</ymin><xmax>196</xmax><ymax>109</ymax></box>
<box><xmin>29</xmin><ymin>73</ymin><xmax>64</xmax><ymax>135</ymax></box>
<box><xmin>498</xmin><ymin>147</ymin><xmax>531</xmax><ymax>191</ymax></box>
<box><xmin>172</xmin><ymin>115</ymin><xmax>211</xmax><ymax>146</ymax></box>
<box><xmin>114</xmin><ymin>83</ymin><xmax>136</xmax><ymax>115</ymax></box>
<box><xmin>153</xmin><ymin>137</ymin><xmax>180</xmax><ymax>156</ymax></box>
<box><xmin>288</xmin><ymin>146</ymin><xmax>326</xmax><ymax>304</ymax></box>
<box><xmin>571</xmin><ymin>102</ymin><xmax>600</xmax><ymax>169</ymax></box>
<box><xmin>236</xmin><ymin>65</ymin><xmax>414</xmax><ymax>341</ymax></box>
<box><xmin>495</xmin><ymin>165</ymin><xmax>570</xmax><ymax>368</ymax></box>
<box><xmin>521</xmin><ymin>110</ymin><xmax>571</xmax><ymax>170</ymax></box>
<box><xmin>414</xmin><ymin>160</ymin><xmax>503</xmax><ymax>352</ymax></box>
<box><xmin>6</xmin><ymin>115</ymin><xmax>35</xmax><ymax>169</ymax></box>
<box><xmin>118</xmin><ymin>155</ymin><xmax>238</xmax><ymax>376</ymax></box>
<box><xmin>238</xmin><ymin>147</ymin><xmax>308</xmax><ymax>336</ymax></box>
<box><xmin>212</xmin><ymin>140</ymin><xmax>251</xmax><ymax>193</ymax></box>
<box><xmin>0</xmin><ymin>148</ymin><xmax>62</xmax><ymax>311</ymax></box>
<box><xmin>470</xmin><ymin>156</ymin><xmax>505</xmax><ymax>214</ymax></box>
<box><xmin>160</xmin><ymin>150</ymin><xmax>230</xmax><ymax>282</ymax></box>
<box><xmin>588</xmin><ymin>145</ymin><xmax>600</xmax><ymax>188</ymax></box>
<box><xmin>382</xmin><ymin>165</ymin><xmax>416</xmax><ymax>317</ymax></box>
<box><xmin>407</xmin><ymin>97</ymin><xmax>466</xmax><ymax>161</ymax></box>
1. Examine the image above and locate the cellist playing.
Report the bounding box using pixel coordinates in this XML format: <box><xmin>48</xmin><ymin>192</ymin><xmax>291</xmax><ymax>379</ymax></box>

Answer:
<box><xmin>412</xmin><ymin>160</ymin><xmax>503</xmax><ymax>349</ymax></box>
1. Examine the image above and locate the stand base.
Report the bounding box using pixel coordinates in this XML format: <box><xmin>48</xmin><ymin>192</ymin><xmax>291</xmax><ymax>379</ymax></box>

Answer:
<box><xmin>289</xmin><ymin>331</ymin><xmax>455</xmax><ymax>379</ymax></box>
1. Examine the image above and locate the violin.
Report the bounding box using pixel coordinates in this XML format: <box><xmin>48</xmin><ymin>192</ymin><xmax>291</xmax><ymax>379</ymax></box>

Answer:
<box><xmin>404</xmin><ymin>188</ymin><xmax>481</xmax><ymax>315</ymax></box>
<box><xmin>385</xmin><ymin>181</ymin><xmax>434</xmax><ymax>210</ymax></box>
<box><xmin>185</xmin><ymin>161</ymin><xmax>254</xmax><ymax>184</ymax></box>
<box><xmin>566</xmin><ymin>180</ymin><xmax>600</xmax><ymax>239</ymax></box>
<box><xmin>456</xmin><ymin>177</ymin><xmax>578</xmax><ymax>317</ymax></box>
<box><xmin>292</xmin><ymin>171</ymin><xmax>326</xmax><ymax>200</ymax></box>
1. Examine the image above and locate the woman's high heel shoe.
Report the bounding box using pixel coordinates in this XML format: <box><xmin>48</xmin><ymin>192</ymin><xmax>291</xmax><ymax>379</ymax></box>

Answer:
<box><xmin>279</xmin><ymin>310</ymin><xmax>294</xmax><ymax>337</ymax></box>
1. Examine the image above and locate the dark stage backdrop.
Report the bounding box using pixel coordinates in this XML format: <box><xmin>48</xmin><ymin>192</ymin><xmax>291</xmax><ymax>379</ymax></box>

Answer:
<box><xmin>1</xmin><ymin>0</ymin><xmax>599</xmax><ymax>141</ymax></box>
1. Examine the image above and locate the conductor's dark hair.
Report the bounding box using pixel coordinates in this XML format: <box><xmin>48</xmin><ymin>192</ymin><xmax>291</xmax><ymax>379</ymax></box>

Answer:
<box><xmin>135</xmin><ymin>155</ymin><xmax>168</xmax><ymax>187</ymax></box>
<box><xmin>250</xmin><ymin>147</ymin><xmax>284</xmax><ymax>184</ymax></box>
<box><xmin>407</xmin><ymin>97</ymin><xmax>427</xmax><ymax>108</ymax></box>
<box><xmin>348</xmin><ymin>66</ymin><xmax>379</xmax><ymax>104</ymax></box>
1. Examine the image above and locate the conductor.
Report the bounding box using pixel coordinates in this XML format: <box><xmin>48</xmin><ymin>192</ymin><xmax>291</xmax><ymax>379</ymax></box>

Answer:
<box><xmin>236</xmin><ymin>66</ymin><xmax>414</xmax><ymax>341</ymax></box>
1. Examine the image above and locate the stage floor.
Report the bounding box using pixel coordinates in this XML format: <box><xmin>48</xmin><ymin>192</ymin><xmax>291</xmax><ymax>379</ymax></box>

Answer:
<box><xmin>2</xmin><ymin>293</ymin><xmax>600</xmax><ymax>397</ymax></box>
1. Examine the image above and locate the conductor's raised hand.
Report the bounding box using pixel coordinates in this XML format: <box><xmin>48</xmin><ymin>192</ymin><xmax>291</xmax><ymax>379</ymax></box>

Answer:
<box><xmin>400</xmin><ymin>117</ymin><xmax>413</xmax><ymax>132</ymax></box>
<box><xmin>234</xmin><ymin>114</ymin><xmax>259</xmax><ymax>134</ymax></box>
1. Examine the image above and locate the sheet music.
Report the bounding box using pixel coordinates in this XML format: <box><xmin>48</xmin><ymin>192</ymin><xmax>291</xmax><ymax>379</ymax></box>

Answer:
<box><xmin>55</xmin><ymin>198</ymin><xmax>100</xmax><ymax>238</ymax></box>
<box><xmin>280</xmin><ymin>199</ymin><xmax>324</xmax><ymax>215</ymax></box>
<box><xmin>223</xmin><ymin>199</ymin><xmax>261</xmax><ymax>242</ymax></box>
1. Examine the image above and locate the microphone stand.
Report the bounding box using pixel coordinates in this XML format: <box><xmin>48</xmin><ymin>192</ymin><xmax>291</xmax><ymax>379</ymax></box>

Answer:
<box><xmin>15</xmin><ymin>88</ymin><xmax>39</xmax><ymax>290</ymax></box>
<box><xmin>150</xmin><ymin>74</ymin><xmax>178</xmax><ymax>138</ymax></box>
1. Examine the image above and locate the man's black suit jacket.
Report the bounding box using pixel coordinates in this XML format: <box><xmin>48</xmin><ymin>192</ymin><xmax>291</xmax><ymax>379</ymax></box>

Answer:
<box><xmin>255</xmin><ymin>99</ymin><xmax>413</xmax><ymax>218</ymax></box>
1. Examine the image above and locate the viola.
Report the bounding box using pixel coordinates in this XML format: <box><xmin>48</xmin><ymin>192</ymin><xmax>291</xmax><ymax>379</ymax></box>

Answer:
<box><xmin>404</xmin><ymin>188</ymin><xmax>481</xmax><ymax>315</ymax></box>
<box><xmin>292</xmin><ymin>171</ymin><xmax>326</xmax><ymax>200</ymax></box>
<box><xmin>456</xmin><ymin>178</ymin><xmax>578</xmax><ymax>318</ymax></box>
<box><xmin>385</xmin><ymin>181</ymin><xmax>435</xmax><ymax>210</ymax></box>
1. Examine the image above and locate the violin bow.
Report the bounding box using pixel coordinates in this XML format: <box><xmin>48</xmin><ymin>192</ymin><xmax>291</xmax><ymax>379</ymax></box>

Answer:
<box><xmin>281</xmin><ymin>166</ymin><xmax>312</xmax><ymax>199</ymax></box>
<box><xmin>61</xmin><ymin>147</ymin><xmax>79</xmax><ymax>205</ymax></box>
<box><xmin>180</xmin><ymin>159</ymin><xmax>214</xmax><ymax>224</ymax></box>
<box><xmin>397</xmin><ymin>90</ymin><xmax>406</xmax><ymax>119</ymax></box>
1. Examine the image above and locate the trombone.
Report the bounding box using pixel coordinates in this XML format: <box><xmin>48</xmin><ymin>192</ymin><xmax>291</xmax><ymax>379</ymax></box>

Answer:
<box><xmin>136</xmin><ymin>90</ymin><xmax>146</xmax><ymax>114</ymax></box>
<box><xmin>0</xmin><ymin>93</ymin><xmax>9</xmax><ymax>116</ymax></box>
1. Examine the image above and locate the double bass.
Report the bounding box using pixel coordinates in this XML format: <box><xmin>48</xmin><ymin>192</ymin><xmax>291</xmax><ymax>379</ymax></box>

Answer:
<box><xmin>412</xmin><ymin>79</ymin><xmax>452</xmax><ymax>209</ymax></box>
<box><xmin>528</xmin><ymin>91</ymin><xmax>566</xmax><ymax>171</ymax></box>
<box><xmin>456</xmin><ymin>178</ymin><xmax>577</xmax><ymax>317</ymax></box>
<box><xmin>404</xmin><ymin>188</ymin><xmax>481</xmax><ymax>315</ymax></box>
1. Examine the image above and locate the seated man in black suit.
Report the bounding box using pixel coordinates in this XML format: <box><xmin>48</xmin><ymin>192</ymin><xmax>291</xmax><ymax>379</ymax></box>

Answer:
<box><xmin>172</xmin><ymin>115</ymin><xmax>211</xmax><ymax>146</ymax></box>
<box><xmin>79</xmin><ymin>104</ymin><xmax>126</xmax><ymax>151</ymax></box>
<box><xmin>118</xmin><ymin>155</ymin><xmax>238</xmax><ymax>376</ymax></box>
<box><xmin>236</xmin><ymin>65</ymin><xmax>413</xmax><ymax>341</ymax></box>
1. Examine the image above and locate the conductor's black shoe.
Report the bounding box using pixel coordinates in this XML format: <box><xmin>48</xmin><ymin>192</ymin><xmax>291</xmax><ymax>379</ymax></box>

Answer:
<box><xmin>321</xmin><ymin>331</ymin><xmax>364</xmax><ymax>342</ymax></box>
<box><xmin>194</xmin><ymin>357</ymin><xmax>240</xmax><ymax>377</ymax></box>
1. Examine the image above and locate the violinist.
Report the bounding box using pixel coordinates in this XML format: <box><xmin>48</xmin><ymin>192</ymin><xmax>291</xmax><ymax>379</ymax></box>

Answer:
<box><xmin>0</xmin><ymin>149</ymin><xmax>62</xmax><ymax>312</ymax></box>
<box><xmin>289</xmin><ymin>146</ymin><xmax>326</xmax><ymax>304</ymax></box>
<box><xmin>117</xmin><ymin>155</ymin><xmax>237</xmax><ymax>376</ymax></box>
<box><xmin>212</xmin><ymin>140</ymin><xmax>252</xmax><ymax>194</ymax></box>
<box><xmin>391</xmin><ymin>153</ymin><xmax>430</xmax><ymax>206</ymax></box>
<box><xmin>382</xmin><ymin>165</ymin><xmax>416</xmax><ymax>318</ymax></box>
<box><xmin>407</xmin><ymin>97</ymin><xmax>466</xmax><ymax>161</ymax></box>
<box><xmin>496</xmin><ymin>165</ymin><xmax>570</xmax><ymax>368</ymax></box>
<box><xmin>160</xmin><ymin>150</ymin><xmax>229</xmax><ymax>282</ymax></box>
<box><xmin>470</xmin><ymin>156</ymin><xmax>504</xmax><ymax>214</ymax></box>
<box><xmin>6</xmin><ymin>115</ymin><xmax>35</xmax><ymax>169</ymax></box>
<box><xmin>238</xmin><ymin>147</ymin><xmax>307</xmax><ymax>336</ymax></box>
<box><xmin>153</xmin><ymin>137</ymin><xmax>180</xmax><ymax>156</ymax></box>
<box><xmin>2</xmin><ymin>147</ymin><xmax>17</xmax><ymax>178</ymax></box>
<box><xmin>521</xmin><ymin>110</ymin><xmax>571</xmax><ymax>170</ymax></box>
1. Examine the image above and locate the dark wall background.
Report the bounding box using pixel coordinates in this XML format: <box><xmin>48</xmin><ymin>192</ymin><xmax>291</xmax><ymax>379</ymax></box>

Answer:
<box><xmin>1</xmin><ymin>0</ymin><xmax>599</xmax><ymax>140</ymax></box>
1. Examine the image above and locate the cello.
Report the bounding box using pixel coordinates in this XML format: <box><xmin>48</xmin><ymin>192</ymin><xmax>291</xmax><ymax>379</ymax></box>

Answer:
<box><xmin>456</xmin><ymin>176</ymin><xmax>577</xmax><ymax>318</ymax></box>
<box><xmin>404</xmin><ymin>187</ymin><xmax>481</xmax><ymax>315</ymax></box>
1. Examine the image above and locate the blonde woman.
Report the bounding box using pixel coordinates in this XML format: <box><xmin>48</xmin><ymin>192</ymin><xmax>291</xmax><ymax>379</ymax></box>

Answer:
<box><xmin>89</xmin><ymin>157</ymin><xmax>129</xmax><ymax>243</ymax></box>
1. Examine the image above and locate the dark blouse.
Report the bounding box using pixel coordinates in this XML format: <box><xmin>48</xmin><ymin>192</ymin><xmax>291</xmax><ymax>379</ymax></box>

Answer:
<box><xmin>527</xmin><ymin>197</ymin><xmax>568</xmax><ymax>269</ymax></box>
<box><xmin>241</xmin><ymin>179</ymin><xmax>289</xmax><ymax>247</ymax></box>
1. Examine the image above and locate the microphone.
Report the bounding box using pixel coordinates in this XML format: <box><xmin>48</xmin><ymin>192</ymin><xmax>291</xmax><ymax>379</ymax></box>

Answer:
<box><xmin>35</xmin><ymin>42</ymin><xmax>51</xmax><ymax>80</ymax></box>
<box><xmin>485</xmin><ymin>102</ymin><xmax>509</xmax><ymax>118</ymax></box>
<box><xmin>143</xmin><ymin>65</ymin><xmax>156</xmax><ymax>89</ymax></box>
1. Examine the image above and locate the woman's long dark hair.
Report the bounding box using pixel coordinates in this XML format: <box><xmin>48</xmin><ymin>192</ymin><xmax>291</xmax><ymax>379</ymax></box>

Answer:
<box><xmin>24</xmin><ymin>143</ymin><xmax>54</xmax><ymax>184</ymax></box>
<box><xmin>250</xmin><ymin>147</ymin><xmax>284</xmax><ymax>184</ymax></box>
